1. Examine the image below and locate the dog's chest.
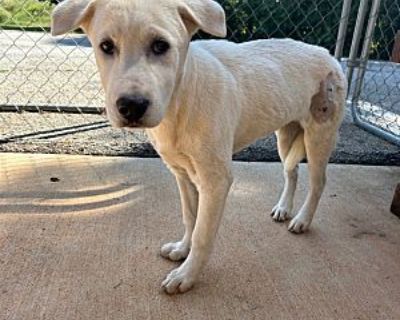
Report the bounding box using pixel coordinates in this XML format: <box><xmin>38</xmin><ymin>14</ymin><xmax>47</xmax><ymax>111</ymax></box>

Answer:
<box><xmin>147</xmin><ymin>125</ymin><xmax>201</xmax><ymax>184</ymax></box>
<box><xmin>159</xmin><ymin>148</ymin><xmax>198</xmax><ymax>181</ymax></box>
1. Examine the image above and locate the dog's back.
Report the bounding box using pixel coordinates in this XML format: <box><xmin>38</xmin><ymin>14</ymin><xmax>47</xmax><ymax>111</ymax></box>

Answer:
<box><xmin>191</xmin><ymin>38</ymin><xmax>346</xmax><ymax>152</ymax></box>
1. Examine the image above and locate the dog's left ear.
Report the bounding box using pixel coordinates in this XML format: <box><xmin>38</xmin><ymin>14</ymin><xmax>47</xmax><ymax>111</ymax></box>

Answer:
<box><xmin>178</xmin><ymin>0</ymin><xmax>227</xmax><ymax>38</ymax></box>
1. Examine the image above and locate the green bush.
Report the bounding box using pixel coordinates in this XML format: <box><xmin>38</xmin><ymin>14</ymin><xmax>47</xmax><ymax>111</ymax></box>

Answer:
<box><xmin>0</xmin><ymin>7</ymin><xmax>11</xmax><ymax>24</ymax></box>
<box><xmin>24</xmin><ymin>0</ymin><xmax>52</xmax><ymax>15</ymax></box>
<box><xmin>0</xmin><ymin>0</ymin><xmax>53</xmax><ymax>27</ymax></box>
<box><xmin>2</xmin><ymin>0</ymin><xmax>17</xmax><ymax>12</ymax></box>
<box><xmin>216</xmin><ymin>0</ymin><xmax>400</xmax><ymax>60</ymax></box>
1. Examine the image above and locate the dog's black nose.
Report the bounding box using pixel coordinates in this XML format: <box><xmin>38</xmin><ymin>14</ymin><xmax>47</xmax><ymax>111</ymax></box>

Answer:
<box><xmin>116</xmin><ymin>95</ymin><xmax>150</xmax><ymax>122</ymax></box>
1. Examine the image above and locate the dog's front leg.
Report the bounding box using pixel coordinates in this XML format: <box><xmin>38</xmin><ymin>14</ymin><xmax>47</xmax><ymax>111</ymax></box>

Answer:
<box><xmin>161</xmin><ymin>172</ymin><xmax>198</xmax><ymax>261</ymax></box>
<box><xmin>162</xmin><ymin>164</ymin><xmax>232</xmax><ymax>294</ymax></box>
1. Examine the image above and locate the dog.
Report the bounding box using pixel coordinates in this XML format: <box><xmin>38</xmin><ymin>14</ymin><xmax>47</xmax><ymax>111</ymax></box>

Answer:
<box><xmin>52</xmin><ymin>0</ymin><xmax>347</xmax><ymax>294</ymax></box>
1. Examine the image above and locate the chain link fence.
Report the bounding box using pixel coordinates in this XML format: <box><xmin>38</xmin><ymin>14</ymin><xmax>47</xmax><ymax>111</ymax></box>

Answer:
<box><xmin>0</xmin><ymin>0</ymin><xmax>105</xmax><ymax>143</ymax></box>
<box><xmin>0</xmin><ymin>0</ymin><xmax>399</xmax><ymax>146</ymax></box>
<box><xmin>346</xmin><ymin>0</ymin><xmax>400</xmax><ymax>145</ymax></box>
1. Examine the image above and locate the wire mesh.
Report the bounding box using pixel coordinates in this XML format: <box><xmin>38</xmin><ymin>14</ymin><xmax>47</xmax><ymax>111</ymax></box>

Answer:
<box><xmin>350</xmin><ymin>0</ymin><xmax>400</xmax><ymax>143</ymax></box>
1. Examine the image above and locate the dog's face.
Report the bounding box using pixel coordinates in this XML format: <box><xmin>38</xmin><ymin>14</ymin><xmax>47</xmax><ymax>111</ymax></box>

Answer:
<box><xmin>52</xmin><ymin>0</ymin><xmax>226</xmax><ymax>128</ymax></box>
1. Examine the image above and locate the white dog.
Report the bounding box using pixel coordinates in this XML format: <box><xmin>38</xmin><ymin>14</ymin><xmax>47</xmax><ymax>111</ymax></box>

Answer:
<box><xmin>52</xmin><ymin>0</ymin><xmax>346</xmax><ymax>294</ymax></box>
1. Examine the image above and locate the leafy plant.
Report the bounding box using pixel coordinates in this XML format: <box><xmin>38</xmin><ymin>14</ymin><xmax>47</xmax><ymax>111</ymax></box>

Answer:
<box><xmin>0</xmin><ymin>7</ymin><xmax>11</xmax><ymax>24</ymax></box>
<box><xmin>0</xmin><ymin>0</ymin><xmax>53</xmax><ymax>27</ymax></box>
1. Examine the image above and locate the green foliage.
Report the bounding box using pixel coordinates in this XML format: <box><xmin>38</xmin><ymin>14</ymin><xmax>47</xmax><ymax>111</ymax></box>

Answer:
<box><xmin>372</xmin><ymin>0</ymin><xmax>400</xmax><ymax>60</ymax></box>
<box><xmin>0</xmin><ymin>7</ymin><xmax>11</xmax><ymax>24</ymax></box>
<box><xmin>202</xmin><ymin>0</ymin><xmax>345</xmax><ymax>53</ymax></box>
<box><xmin>0</xmin><ymin>0</ymin><xmax>53</xmax><ymax>27</ymax></box>
<box><xmin>214</xmin><ymin>0</ymin><xmax>399</xmax><ymax>60</ymax></box>
<box><xmin>2</xmin><ymin>0</ymin><xmax>17</xmax><ymax>12</ymax></box>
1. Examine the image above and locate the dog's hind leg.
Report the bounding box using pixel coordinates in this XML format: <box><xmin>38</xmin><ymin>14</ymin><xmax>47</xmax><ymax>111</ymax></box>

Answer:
<box><xmin>288</xmin><ymin>72</ymin><xmax>345</xmax><ymax>233</ymax></box>
<box><xmin>161</xmin><ymin>171</ymin><xmax>198</xmax><ymax>261</ymax></box>
<box><xmin>271</xmin><ymin>122</ymin><xmax>304</xmax><ymax>222</ymax></box>
<box><xmin>288</xmin><ymin>125</ymin><xmax>336</xmax><ymax>233</ymax></box>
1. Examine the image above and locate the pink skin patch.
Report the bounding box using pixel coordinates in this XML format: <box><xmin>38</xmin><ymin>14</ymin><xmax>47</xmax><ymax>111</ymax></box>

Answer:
<box><xmin>310</xmin><ymin>72</ymin><xmax>336</xmax><ymax>123</ymax></box>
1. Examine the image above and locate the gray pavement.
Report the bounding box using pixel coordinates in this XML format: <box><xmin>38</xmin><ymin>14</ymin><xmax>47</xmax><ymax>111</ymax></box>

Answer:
<box><xmin>0</xmin><ymin>153</ymin><xmax>399</xmax><ymax>319</ymax></box>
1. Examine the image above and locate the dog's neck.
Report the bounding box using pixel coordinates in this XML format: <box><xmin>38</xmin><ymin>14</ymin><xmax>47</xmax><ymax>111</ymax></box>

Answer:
<box><xmin>147</xmin><ymin>43</ymin><xmax>199</xmax><ymax>152</ymax></box>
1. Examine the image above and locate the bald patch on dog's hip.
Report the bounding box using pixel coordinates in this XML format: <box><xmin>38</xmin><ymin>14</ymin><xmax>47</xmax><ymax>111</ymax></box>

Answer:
<box><xmin>310</xmin><ymin>71</ymin><xmax>337</xmax><ymax>123</ymax></box>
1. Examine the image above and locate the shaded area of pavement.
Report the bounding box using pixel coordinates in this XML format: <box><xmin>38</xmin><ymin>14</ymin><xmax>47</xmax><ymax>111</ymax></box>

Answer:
<box><xmin>52</xmin><ymin>35</ymin><xmax>91</xmax><ymax>47</ymax></box>
<box><xmin>0</xmin><ymin>153</ymin><xmax>399</xmax><ymax>319</ymax></box>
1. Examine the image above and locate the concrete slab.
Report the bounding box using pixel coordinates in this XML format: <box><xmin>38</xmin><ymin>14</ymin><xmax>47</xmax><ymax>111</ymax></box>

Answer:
<box><xmin>0</xmin><ymin>153</ymin><xmax>399</xmax><ymax>320</ymax></box>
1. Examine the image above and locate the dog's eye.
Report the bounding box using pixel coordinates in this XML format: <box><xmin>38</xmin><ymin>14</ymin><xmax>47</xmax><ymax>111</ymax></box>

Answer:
<box><xmin>100</xmin><ymin>40</ymin><xmax>115</xmax><ymax>55</ymax></box>
<box><xmin>151</xmin><ymin>39</ymin><xmax>170</xmax><ymax>56</ymax></box>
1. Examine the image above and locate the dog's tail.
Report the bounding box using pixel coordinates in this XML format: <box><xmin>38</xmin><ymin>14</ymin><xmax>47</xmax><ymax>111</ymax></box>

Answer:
<box><xmin>284</xmin><ymin>131</ymin><xmax>306</xmax><ymax>171</ymax></box>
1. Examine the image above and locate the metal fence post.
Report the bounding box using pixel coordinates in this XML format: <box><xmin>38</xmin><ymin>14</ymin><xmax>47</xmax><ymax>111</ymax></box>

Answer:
<box><xmin>346</xmin><ymin>0</ymin><xmax>369</xmax><ymax>95</ymax></box>
<box><xmin>351</xmin><ymin>0</ymin><xmax>382</xmax><ymax>106</ymax></box>
<box><xmin>335</xmin><ymin>0</ymin><xmax>353</xmax><ymax>60</ymax></box>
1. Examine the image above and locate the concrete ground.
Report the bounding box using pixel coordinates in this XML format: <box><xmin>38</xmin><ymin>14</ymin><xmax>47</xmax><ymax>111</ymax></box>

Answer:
<box><xmin>0</xmin><ymin>153</ymin><xmax>399</xmax><ymax>320</ymax></box>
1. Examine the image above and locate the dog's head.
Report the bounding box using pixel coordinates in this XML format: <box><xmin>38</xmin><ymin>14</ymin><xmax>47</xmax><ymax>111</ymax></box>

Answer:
<box><xmin>51</xmin><ymin>0</ymin><xmax>226</xmax><ymax>128</ymax></box>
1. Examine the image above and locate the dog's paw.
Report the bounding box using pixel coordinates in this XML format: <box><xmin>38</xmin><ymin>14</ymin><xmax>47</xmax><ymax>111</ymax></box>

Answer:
<box><xmin>160</xmin><ymin>241</ymin><xmax>190</xmax><ymax>261</ymax></box>
<box><xmin>161</xmin><ymin>264</ymin><xmax>196</xmax><ymax>294</ymax></box>
<box><xmin>288</xmin><ymin>214</ymin><xmax>311</xmax><ymax>233</ymax></box>
<box><xmin>271</xmin><ymin>204</ymin><xmax>290</xmax><ymax>222</ymax></box>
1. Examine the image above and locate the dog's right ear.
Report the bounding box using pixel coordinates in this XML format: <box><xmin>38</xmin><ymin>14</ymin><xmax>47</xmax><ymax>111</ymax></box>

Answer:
<box><xmin>51</xmin><ymin>0</ymin><xmax>95</xmax><ymax>36</ymax></box>
<box><xmin>178</xmin><ymin>0</ymin><xmax>226</xmax><ymax>38</ymax></box>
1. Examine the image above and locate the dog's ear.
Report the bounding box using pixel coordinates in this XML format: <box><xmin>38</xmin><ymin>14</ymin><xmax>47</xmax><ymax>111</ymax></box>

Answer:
<box><xmin>178</xmin><ymin>0</ymin><xmax>226</xmax><ymax>38</ymax></box>
<box><xmin>51</xmin><ymin>0</ymin><xmax>96</xmax><ymax>36</ymax></box>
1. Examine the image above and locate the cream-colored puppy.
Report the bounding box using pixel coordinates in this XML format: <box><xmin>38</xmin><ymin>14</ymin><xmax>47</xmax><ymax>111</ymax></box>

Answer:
<box><xmin>52</xmin><ymin>0</ymin><xmax>346</xmax><ymax>294</ymax></box>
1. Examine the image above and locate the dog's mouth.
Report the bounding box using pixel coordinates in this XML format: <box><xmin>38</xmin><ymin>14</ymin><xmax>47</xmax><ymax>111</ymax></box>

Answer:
<box><xmin>125</xmin><ymin>122</ymin><xmax>142</xmax><ymax>128</ymax></box>
<box><xmin>125</xmin><ymin>122</ymin><xmax>161</xmax><ymax>129</ymax></box>
<box><xmin>107</xmin><ymin>110</ymin><xmax>161</xmax><ymax>129</ymax></box>
<box><xmin>107</xmin><ymin>112</ymin><xmax>144</xmax><ymax>128</ymax></box>
<box><xmin>107</xmin><ymin>118</ymin><xmax>143</xmax><ymax>129</ymax></box>
<box><xmin>124</xmin><ymin>119</ymin><xmax>160</xmax><ymax>129</ymax></box>
<box><xmin>119</xmin><ymin>119</ymin><xmax>144</xmax><ymax>129</ymax></box>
